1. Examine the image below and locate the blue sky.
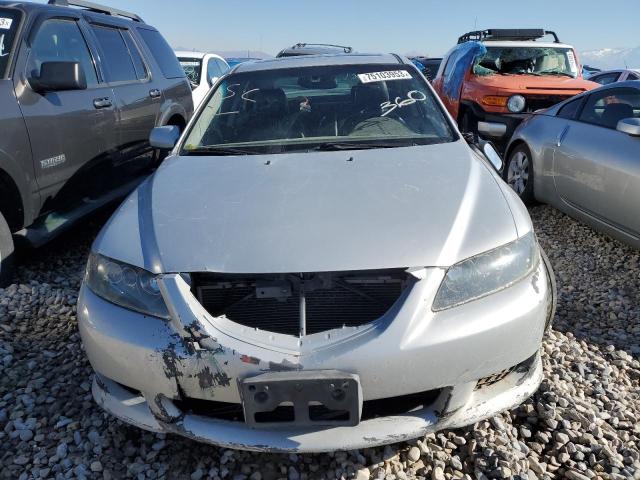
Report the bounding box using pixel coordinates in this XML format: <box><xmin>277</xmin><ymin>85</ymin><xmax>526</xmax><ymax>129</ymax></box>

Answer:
<box><xmin>34</xmin><ymin>0</ymin><xmax>639</xmax><ymax>56</ymax></box>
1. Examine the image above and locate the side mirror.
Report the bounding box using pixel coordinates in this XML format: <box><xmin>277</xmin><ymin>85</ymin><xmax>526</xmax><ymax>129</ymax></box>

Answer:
<box><xmin>482</xmin><ymin>141</ymin><xmax>503</xmax><ymax>172</ymax></box>
<box><xmin>28</xmin><ymin>62</ymin><xmax>86</xmax><ymax>93</ymax></box>
<box><xmin>477</xmin><ymin>121</ymin><xmax>507</xmax><ymax>139</ymax></box>
<box><xmin>616</xmin><ymin>117</ymin><xmax>640</xmax><ymax>137</ymax></box>
<box><xmin>149</xmin><ymin>125</ymin><xmax>180</xmax><ymax>150</ymax></box>
<box><xmin>208</xmin><ymin>75</ymin><xmax>219</xmax><ymax>87</ymax></box>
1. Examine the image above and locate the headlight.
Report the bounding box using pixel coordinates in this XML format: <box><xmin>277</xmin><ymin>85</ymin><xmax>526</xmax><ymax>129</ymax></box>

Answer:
<box><xmin>432</xmin><ymin>233</ymin><xmax>540</xmax><ymax>311</ymax></box>
<box><xmin>85</xmin><ymin>253</ymin><xmax>170</xmax><ymax>319</ymax></box>
<box><xmin>507</xmin><ymin>95</ymin><xmax>526</xmax><ymax>113</ymax></box>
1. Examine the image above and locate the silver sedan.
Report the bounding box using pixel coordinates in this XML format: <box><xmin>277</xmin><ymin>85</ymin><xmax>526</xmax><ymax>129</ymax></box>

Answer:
<box><xmin>78</xmin><ymin>54</ymin><xmax>555</xmax><ymax>452</ymax></box>
<box><xmin>504</xmin><ymin>81</ymin><xmax>640</xmax><ymax>248</ymax></box>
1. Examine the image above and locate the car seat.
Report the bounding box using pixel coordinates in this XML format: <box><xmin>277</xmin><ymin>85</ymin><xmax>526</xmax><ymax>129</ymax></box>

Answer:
<box><xmin>601</xmin><ymin>103</ymin><xmax>634</xmax><ymax>129</ymax></box>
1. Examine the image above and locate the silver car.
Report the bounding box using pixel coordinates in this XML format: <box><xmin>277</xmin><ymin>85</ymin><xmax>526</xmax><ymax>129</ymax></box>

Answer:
<box><xmin>504</xmin><ymin>81</ymin><xmax>640</xmax><ymax>248</ymax></box>
<box><xmin>78</xmin><ymin>54</ymin><xmax>555</xmax><ymax>452</ymax></box>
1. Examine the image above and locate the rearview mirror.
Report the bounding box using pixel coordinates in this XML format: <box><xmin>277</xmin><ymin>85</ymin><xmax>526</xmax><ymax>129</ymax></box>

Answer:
<box><xmin>28</xmin><ymin>62</ymin><xmax>86</xmax><ymax>93</ymax></box>
<box><xmin>616</xmin><ymin>117</ymin><xmax>640</xmax><ymax>137</ymax></box>
<box><xmin>149</xmin><ymin>125</ymin><xmax>180</xmax><ymax>150</ymax></box>
<box><xmin>482</xmin><ymin>141</ymin><xmax>503</xmax><ymax>172</ymax></box>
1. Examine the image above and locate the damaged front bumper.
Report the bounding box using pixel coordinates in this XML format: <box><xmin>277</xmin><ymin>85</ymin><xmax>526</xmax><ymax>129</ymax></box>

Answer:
<box><xmin>78</xmin><ymin>259</ymin><xmax>554</xmax><ymax>452</ymax></box>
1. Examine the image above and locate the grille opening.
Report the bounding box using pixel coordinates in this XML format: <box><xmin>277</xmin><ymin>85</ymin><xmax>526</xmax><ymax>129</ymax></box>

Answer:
<box><xmin>173</xmin><ymin>388</ymin><xmax>441</xmax><ymax>423</ymax></box>
<box><xmin>254</xmin><ymin>404</ymin><xmax>295</xmax><ymax>423</ymax></box>
<box><xmin>192</xmin><ymin>269</ymin><xmax>411</xmax><ymax>336</ymax></box>
<box><xmin>523</xmin><ymin>95</ymin><xmax>571</xmax><ymax>112</ymax></box>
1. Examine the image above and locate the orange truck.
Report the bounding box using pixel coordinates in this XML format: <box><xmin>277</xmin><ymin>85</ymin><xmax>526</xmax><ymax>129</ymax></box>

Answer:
<box><xmin>432</xmin><ymin>29</ymin><xmax>598</xmax><ymax>146</ymax></box>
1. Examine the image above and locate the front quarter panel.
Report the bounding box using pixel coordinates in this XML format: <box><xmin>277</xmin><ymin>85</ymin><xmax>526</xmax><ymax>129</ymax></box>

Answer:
<box><xmin>0</xmin><ymin>79</ymin><xmax>37</xmax><ymax>226</ymax></box>
<box><xmin>508</xmin><ymin>114</ymin><xmax>560</xmax><ymax>205</ymax></box>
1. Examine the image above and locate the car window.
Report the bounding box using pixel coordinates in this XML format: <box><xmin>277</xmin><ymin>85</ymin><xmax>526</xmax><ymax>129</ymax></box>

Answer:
<box><xmin>474</xmin><ymin>46</ymin><xmax>578</xmax><ymax>78</ymax></box>
<box><xmin>628</xmin><ymin>72</ymin><xmax>640</xmax><ymax>81</ymax></box>
<box><xmin>178</xmin><ymin>57</ymin><xmax>202</xmax><ymax>86</ymax></box>
<box><xmin>137</xmin><ymin>28</ymin><xmax>184</xmax><ymax>79</ymax></box>
<box><xmin>26</xmin><ymin>18</ymin><xmax>98</xmax><ymax>87</ymax></box>
<box><xmin>0</xmin><ymin>8</ymin><xmax>22</xmax><ymax>79</ymax></box>
<box><xmin>91</xmin><ymin>25</ymin><xmax>137</xmax><ymax>82</ymax></box>
<box><xmin>557</xmin><ymin>97</ymin><xmax>583</xmax><ymax>120</ymax></box>
<box><xmin>215</xmin><ymin>58</ymin><xmax>229</xmax><ymax>75</ymax></box>
<box><xmin>183</xmin><ymin>64</ymin><xmax>456</xmax><ymax>154</ymax></box>
<box><xmin>591</xmin><ymin>72</ymin><xmax>621</xmax><ymax>85</ymax></box>
<box><xmin>121</xmin><ymin>30</ymin><xmax>147</xmax><ymax>80</ymax></box>
<box><xmin>206</xmin><ymin>57</ymin><xmax>221</xmax><ymax>80</ymax></box>
<box><xmin>578</xmin><ymin>87</ymin><xmax>640</xmax><ymax>129</ymax></box>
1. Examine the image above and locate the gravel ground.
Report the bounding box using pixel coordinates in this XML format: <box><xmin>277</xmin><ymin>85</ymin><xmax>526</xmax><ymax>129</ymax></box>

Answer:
<box><xmin>1</xmin><ymin>205</ymin><xmax>639</xmax><ymax>480</ymax></box>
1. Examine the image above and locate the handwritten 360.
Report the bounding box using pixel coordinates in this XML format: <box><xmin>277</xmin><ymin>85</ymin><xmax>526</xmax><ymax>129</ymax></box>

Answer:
<box><xmin>381</xmin><ymin>90</ymin><xmax>427</xmax><ymax>117</ymax></box>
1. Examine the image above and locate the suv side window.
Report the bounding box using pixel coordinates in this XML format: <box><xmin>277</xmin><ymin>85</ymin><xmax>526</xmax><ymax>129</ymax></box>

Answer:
<box><xmin>578</xmin><ymin>87</ymin><xmax>640</xmax><ymax>129</ymax></box>
<box><xmin>121</xmin><ymin>30</ymin><xmax>148</xmax><ymax>80</ymax></box>
<box><xmin>91</xmin><ymin>25</ymin><xmax>137</xmax><ymax>82</ymax></box>
<box><xmin>557</xmin><ymin>97</ymin><xmax>583</xmax><ymax>119</ymax></box>
<box><xmin>137</xmin><ymin>28</ymin><xmax>184</xmax><ymax>79</ymax></box>
<box><xmin>27</xmin><ymin>19</ymin><xmax>98</xmax><ymax>87</ymax></box>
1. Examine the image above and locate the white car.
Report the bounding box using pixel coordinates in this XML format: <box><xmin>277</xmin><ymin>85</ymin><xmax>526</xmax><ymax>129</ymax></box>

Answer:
<box><xmin>175</xmin><ymin>51</ymin><xmax>230</xmax><ymax>108</ymax></box>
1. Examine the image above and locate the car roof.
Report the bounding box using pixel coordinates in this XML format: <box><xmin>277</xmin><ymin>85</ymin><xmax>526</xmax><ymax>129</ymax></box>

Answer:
<box><xmin>0</xmin><ymin>0</ymin><xmax>148</xmax><ymax>25</ymax></box>
<box><xmin>233</xmin><ymin>53</ymin><xmax>404</xmax><ymax>73</ymax></box>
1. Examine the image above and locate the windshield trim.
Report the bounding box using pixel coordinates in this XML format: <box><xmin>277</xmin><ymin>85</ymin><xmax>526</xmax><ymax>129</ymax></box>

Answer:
<box><xmin>178</xmin><ymin>62</ymin><xmax>460</xmax><ymax>155</ymax></box>
<box><xmin>0</xmin><ymin>7</ymin><xmax>24</xmax><ymax>80</ymax></box>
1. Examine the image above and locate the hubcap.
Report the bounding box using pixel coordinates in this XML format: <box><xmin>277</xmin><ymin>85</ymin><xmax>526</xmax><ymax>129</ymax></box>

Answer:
<box><xmin>507</xmin><ymin>151</ymin><xmax>529</xmax><ymax>195</ymax></box>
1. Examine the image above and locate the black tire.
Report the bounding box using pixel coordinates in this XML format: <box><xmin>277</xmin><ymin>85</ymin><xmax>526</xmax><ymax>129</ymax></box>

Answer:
<box><xmin>0</xmin><ymin>212</ymin><xmax>15</xmax><ymax>287</ymax></box>
<box><xmin>503</xmin><ymin>143</ymin><xmax>535</xmax><ymax>205</ymax></box>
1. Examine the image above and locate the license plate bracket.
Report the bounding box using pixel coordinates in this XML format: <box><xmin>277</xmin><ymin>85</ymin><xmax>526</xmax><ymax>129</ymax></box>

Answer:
<box><xmin>239</xmin><ymin>370</ymin><xmax>362</xmax><ymax>428</ymax></box>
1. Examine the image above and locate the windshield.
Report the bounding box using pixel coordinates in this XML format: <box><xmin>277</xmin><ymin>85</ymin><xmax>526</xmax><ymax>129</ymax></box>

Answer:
<box><xmin>182</xmin><ymin>64</ymin><xmax>456</xmax><ymax>154</ymax></box>
<box><xmin>0</xmin><ymin>8</ymin><xmax>21</xmax><ymax>78</ymax></box>
<box><xmin>178</xmin><ymin>57</ymin><xmax>202</xmax><ymax>86</ymax></box>
<box><xmin>473</xmin><ymin>46</ymin><xmax>579</xmax><ymax>78</ymax></box>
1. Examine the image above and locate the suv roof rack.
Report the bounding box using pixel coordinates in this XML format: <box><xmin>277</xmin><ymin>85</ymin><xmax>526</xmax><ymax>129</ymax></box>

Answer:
<box><xmin>47</xmin><ymin>0</ymin><xmax>143</xmax><ymax>22</ymax></box>
<box><xmin>292</xmin><ymin>43</ymin><xmax>353</xmax><ymax>53</ymax></box>
<box><xmin>457</xmin><ymin>29</ymin><xmax>560</xmax><ymax>44</ymax></box>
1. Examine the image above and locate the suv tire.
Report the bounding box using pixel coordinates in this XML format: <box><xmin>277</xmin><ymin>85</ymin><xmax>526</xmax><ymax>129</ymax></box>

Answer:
<box><xmin>0</xmin><ymin>212</ymin><xmax>15</xmax><ymax>287</ymax></box>
<box><xmin>504</xmin><ymin>143</ymin><xmax>535</xmax><ymax>205</ymax></box>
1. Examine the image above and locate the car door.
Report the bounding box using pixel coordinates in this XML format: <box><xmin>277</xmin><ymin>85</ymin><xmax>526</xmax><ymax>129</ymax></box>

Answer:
<box><xmin>553</xmin><ymin>87</ymin><xmax>640</xmax><ymax>235</ymax></box>
<box><xmin>14</xmin><ymin>15</ymin><xmax>116</xmax><ymax>213</ymax></box>
<box><xmin>89</xmin><ymin>23</ymin><xmax>158</xmax><ymax>174</ymax></box>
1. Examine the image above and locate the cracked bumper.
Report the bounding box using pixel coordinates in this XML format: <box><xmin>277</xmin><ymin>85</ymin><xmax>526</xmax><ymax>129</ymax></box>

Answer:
<box><xmin>78</xmin><ymin>258</ymin><xmax>553</xmax><ymax>452</ymax></box>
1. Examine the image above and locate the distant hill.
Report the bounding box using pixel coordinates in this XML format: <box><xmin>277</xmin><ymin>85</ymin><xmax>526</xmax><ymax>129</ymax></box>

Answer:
<box><xmin>580</xmin><ymin>47</ymin><xmax>640</xmax><ymax>70</ymax></box>
<box><xmin>173</xmin><ymin>47</ymin><xmax>273</xmax><ymax>59</ymax></box>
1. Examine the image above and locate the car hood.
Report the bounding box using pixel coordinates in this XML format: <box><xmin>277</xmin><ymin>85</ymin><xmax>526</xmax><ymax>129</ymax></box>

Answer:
<box><xmin>95</xmin><ymin>141</ymin><xmax>522</xmax><ymax>273</ymax></box>
<box><xmin>472</xmin><ymin>74</ymin><xmax>598</xmax><ymax>93</ymax></box>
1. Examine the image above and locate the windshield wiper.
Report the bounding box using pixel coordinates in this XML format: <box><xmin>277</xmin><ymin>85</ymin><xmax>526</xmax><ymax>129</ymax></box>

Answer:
<box><xmin>183</xmin><ymin>145</ymin><xmax>263</xmax><ymax>156</ymax></box>
<box><xmin>309</xmin><ymin>142</ymin><xmax>414</xmax><ymax>152</ymax></box>
<box><xmin>537</xmin><ymin>71</ymin><xmax>574</xmax><ymax>78</ymax></box>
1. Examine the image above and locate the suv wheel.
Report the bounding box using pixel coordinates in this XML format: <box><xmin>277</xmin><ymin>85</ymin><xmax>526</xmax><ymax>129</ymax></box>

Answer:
<box><xmin>504</xmin><ymin>144</ymin><xmax>535</xmax><ymax>204</ymax></box>
<box><xmin>0</xmin><ymin>212</ymin><xmax>15</xmax><ymax>287</ymax></box>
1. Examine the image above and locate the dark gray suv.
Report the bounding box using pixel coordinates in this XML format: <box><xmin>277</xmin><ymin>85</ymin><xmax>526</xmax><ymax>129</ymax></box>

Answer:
<box><xmin>0</xmin><ymin>0</ymin><xmax>193</xmax><ymax>285</ymax></box>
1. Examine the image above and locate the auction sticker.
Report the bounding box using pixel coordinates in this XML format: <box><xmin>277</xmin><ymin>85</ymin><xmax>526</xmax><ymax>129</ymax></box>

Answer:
<box><xmin>358</xmin><ymin>70</ymin><xmax>412</xmax><ymax>83</ymax></box>
<box><xmin>0</xmin><ymin>18</ymin><xmax>13</xmax><ymax>30</ymax></box>
<box><xmin>566</xmin><ymin>51</ymin><xmax>578</xmax><ymax>73</ymax></box>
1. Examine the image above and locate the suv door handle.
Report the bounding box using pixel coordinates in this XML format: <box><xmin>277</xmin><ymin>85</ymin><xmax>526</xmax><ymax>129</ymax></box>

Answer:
<box><xmin>93</xmin><ymin>97</ymin><xmax>112</xmax><ymax>109</ymax></box>
<box><xmin>556</xmin><ymin>125</ymin><xmax>570</xmax><ymax>147</ymax></box>
<box><xmin>149</xmin><ymin>89</ymin><xmax>161</xmax><ymax>98</ymax></box>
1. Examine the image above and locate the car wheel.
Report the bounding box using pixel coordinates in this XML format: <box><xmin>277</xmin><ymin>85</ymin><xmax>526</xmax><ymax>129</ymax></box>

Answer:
<box><xmin>504</xmin><ymin>144</ymin><xmax>535</xmax><ymax>204</ymax></box>
<box><xmin>0</xmin><ymin>212</ymin><xmax>15</xmax><ymax>287</ymax></box>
